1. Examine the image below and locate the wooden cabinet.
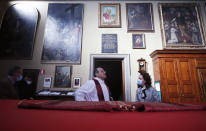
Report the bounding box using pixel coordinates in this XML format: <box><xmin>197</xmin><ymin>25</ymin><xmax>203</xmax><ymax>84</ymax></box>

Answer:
<box><xmin>150</xmin><ymin>50</ymin><xmax>206</xmax><ymax>103</ymax></box>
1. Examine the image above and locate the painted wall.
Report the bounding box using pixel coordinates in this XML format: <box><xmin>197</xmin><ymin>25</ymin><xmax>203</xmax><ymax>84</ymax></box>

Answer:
<box><xmin>0</xmin><ymin>0</ymin><xmax>205</xmax><ymax>101</ymax></box>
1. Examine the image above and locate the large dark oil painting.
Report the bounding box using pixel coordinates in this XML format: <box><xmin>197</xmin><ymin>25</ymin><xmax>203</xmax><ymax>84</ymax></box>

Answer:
<box><xmin>41</xmin><ymin>3</ymin><xmax>83</xmax><ymax>64</ymax></box>
<box><xmin>0</xmin><ymin>4</ymin><xmax>38</xmax><ymax>59</ymax></box>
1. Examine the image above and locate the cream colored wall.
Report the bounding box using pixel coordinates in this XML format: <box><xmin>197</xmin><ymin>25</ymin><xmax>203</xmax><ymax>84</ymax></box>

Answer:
<box><xmin>0</xmin><ymin>0</ymin><xmax>205</xmax><ymax>101</ymax></box>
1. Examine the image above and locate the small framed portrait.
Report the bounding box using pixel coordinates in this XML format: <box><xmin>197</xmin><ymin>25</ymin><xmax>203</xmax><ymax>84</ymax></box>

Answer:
<box><xmin>73</xmin><ymin>77</ymin><xmax>81</xmax><ymax>88</ymax></box>
<box><xmin>159</xmin><ymin>3</ymin><xmax>205</xmax><ymax>49</ymax></box>
<box><xmin>43</xmin><ymin>77</ymin><xmax>52</xmax><ymax>88</ymax></box>
<box><xmin>54</xmin><ymin>66</ymin><xmax>71</xmax><ymax>88</ymax></box>
<box><xmin>132</xmin><ymin>34</ymin><xmax>146</xmax><ymax>49</ymax></box>
<box><xmin>126</xmin><ymin>3</ymin><xmax>154</xmax><ymax>32</ymax></box>
<box><xmin>99</xmin><ymin>3</ymin><xmax>121</xmax><ymax>28</ymax></box>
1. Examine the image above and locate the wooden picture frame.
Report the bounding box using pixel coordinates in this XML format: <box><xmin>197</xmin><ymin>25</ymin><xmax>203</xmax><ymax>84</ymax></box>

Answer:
<box><xmin>99</xmin><ymin>3</ymin><xmax>121</xmax><ymax>28</ymax></box>
<box><xmin>126</xmin><ymin>3</ymin><xmax>154</xmax><ymax>32</ymax></box>
<box><xmin>54</xmin><ymin>66</ymin><xmax>71</xmax><ymax>88</ymax></box>
<box><xmin>41</xmin><ymin>3</ymin><xmax>83</xmax><ymax>63</ymax></box>
<box><xmin>0</xmin><ymin>4</ymin><xmax>38</xmax><ymax>59</ymax></box>
<box><xmin>159</xmin><ymin>3</ymin><xmax>205</xmax><ymax>49</ymax></box>
<box><xmin>132</xmin><ymin>34</ymin><xmax>146</xmax><ymax>49</ymax></box>
<box><xmin>73</xmin><ymin>77</ymin><xmax>81</xmax><ymax>88</ymax></box>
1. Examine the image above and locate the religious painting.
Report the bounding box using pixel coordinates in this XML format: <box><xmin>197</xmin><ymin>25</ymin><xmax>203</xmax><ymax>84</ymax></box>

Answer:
<box><xmin>126</xmin><ymin>3</ymin><xmax>154</xmax><ymax>32</ymax></box>
<box><xmin>159</xmin><ymin>3</ymin><xmax>205</xmax><ymax>49</ymax></box>
<box><xmin>54</xmin><ymin>66</ymin><xmax>71</xmax><ymax>88</ymax></box>
<box><xmin>102</xmin><ymin>34</ymin><xmax>118</xmax><ymax>53</ymax></box>
<box><xmin>41</xmin><ymin>3</ymin><xmax>83</xmax><ymax>63</ymax></box>
<box><xmin>99</xmin><ymin>3</ymin><xmax>121</xmax><ymax>28</ymax></box>
<box><xmin>73</xmin><ymin>77</ymin><xmax>80</xmax><ymax>88</ymax></box>
<box><xmin>0</xmin><ymin>4</ymin><xmax>38</xmax><ymax>59</ymax></box>
<box><xmin>132</xmin><ymin>34</ymin><xmax>145</xmax><ymax>49</ymax></box>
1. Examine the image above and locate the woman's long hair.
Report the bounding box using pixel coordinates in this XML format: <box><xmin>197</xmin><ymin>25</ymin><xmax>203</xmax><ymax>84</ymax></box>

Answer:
<box><xmin>139</xmin><ymin>71</ymin><xmax>151</xmax><ymax>89</ymax></box>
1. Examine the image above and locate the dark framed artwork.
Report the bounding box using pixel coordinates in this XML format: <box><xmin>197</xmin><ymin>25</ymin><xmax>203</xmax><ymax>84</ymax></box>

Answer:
<box><xmin>126</xmin><ymin>3</ymin><xmax>154</xmax><ymax>32</ymax></box>
<box><xmin>99</xmin><ymin>3</ymin><xmax>121</xmax><ymax>28</ymax></box>
<box><xmin>54</xmin><ymin>66</ymin><xmax>71</xmax><ymax>88</ymax></box>
<box><xmin>159</xmin><ymin>3</ymin><xmax>205</xmax><ymax>49</ymax></box>
<box><xmin>41</xmin><ymin>3</ymin><xmax>83</xmax><ymax>63</ymax></box>
<box><xmin>73</xmin><ymin>77</ymin><xmax>80</xmax><ymax>88</ymax></box>
<box><xmin>132</xmin><ymin>34</ymin><xmax>145</xmax><ymax>49</ymax></box>
<box><xmin>102</xmin><ymin>34</ymin><xmax>118</xmax><ymax>53</ymax></box>
<box><xmin>0</xmin><ymin>4</ymin><xmax>38</xmax><ymax>59</ymax></box>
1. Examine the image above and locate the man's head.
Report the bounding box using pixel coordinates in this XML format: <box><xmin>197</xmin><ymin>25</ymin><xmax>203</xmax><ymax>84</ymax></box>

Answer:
<box><xmin>8</xmin><ymin>66</ymin><xmax>23</xmax><ymax>81</ymax></box>
<box><xmin>94</xmin><ymin>67</ymin><xmax>107</xmax><ymax>80</ymax></box>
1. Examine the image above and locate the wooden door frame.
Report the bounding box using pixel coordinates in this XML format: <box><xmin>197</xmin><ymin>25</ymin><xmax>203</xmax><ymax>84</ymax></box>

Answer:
<box><xmin>89</xmin><ymin>54</ymin><xmax>131</xmax><ymax>102</ymax></box>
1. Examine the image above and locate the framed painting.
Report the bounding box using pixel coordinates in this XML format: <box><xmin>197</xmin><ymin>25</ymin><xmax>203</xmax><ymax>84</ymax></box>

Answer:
<box><xmin>73</xmin><ymin>77</ymin><xmax>81</xmax><ymax>88</ymax></box>
<box><xmin>99</xmin><ymin>3</ymin><xmax>121</xmax><ymax>28</ymax></box>
<box><xmin>132</xmin><ymin>34</ymin><xmax>145</xmax><ymax>49</ymax></box>
<box><xmin>159</xmin><ymin>3</ymin><xmax>205</xmax><ymax>49</ymax></box>
<box><xmin>54</xmin><ymin>66</ymin><xmax>71</xmax><ymax>88</ymax></box>
<box><xmin>126</xmin><ymin>3</ymin><xmax>154</xmax><ymax>32</ymax></box>
<box><xmin>0</xmin><ymin>4</ymin><xmax>38</xmax><ymax>59</ymax></box>
<box><xmin>41</xmin><ymin>3</ymin><xmax>83</xmax><ymax>63</ymax></box>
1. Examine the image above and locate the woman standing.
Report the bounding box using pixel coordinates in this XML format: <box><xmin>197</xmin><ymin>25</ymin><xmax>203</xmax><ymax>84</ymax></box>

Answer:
<box><xmin>136</xmin><ymin>71</ymin><xmax>160</xmax><ymax>102</ymax></box>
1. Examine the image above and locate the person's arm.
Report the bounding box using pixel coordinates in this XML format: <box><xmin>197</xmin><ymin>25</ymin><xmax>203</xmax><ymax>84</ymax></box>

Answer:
<box><xmin>135</xmin><ymin>89</ymin><xmax>140</xmax><ymax>102</ymax></box>
<box><xmin>152</xmin><ymin>88</ymin><xmax>161</xmax><ymax>102</ymax></box>
<box><xmin>74</xmin><ymin>80</ymin><xmax>94</xmax><ymax>101</ymax></box>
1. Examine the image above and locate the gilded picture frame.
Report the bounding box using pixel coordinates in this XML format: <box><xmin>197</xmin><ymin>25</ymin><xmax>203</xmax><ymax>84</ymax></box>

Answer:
<box><xmin>159</xmin><ymin>3</ymin><xmax>205</xmax><ymax>49</ymax></box>
<box><xmin>132</xmin><ymin>34</ymin><xmax>146</xmax><ymax>49</ymax></box>
<box><xmin>99</xmin><ymin>3</ymin><xmax>121</xmax><ymax>28</ymax></box>
<box><xmin>54</xmin><ymin>65</ymin><xmax>71</xmax><ymax>88</ymax></box>
<box><xmin>126</xmin><ymin>3</ymin><xmax>154</xmax><ymax>32</ymax></box>
<box><xmin>41</xmin><ymin>3</ymin><xmax>83</xmax><ymax>64</ymax></box>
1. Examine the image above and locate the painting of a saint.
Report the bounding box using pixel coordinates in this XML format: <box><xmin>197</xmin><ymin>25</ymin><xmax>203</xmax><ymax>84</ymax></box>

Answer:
<box><xmin>132</xmin><ymin>34</ymin><xmax>145</xmax><ymax>49</ymax></box>
<box><xmin>103</xmin><ymin>7</ymin><xmax>116</xmax><ymax>24</ymax></box>
<box><xmin>159</xmin><ymin>3</ymin><xmax>205</xmax><ymax>48</ymax></box>
<box><xmin>99</xmin><ymin>3</ymin><xmax>121</xmax><ymax>28</ymax></box>
<box><xmin>41</xmin><ymin>3</ymin><xmax>83</xmax><ymax>63</ymax></box>
<box><xmin>127</xmin><ymin>3</ymin><xmax>154</xmax><ymax>32</ymax></box>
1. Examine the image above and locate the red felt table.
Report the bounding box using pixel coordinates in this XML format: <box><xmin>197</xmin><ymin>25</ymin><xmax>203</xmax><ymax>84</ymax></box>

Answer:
<box><xmin>0</xmin><ymin>100</ymin><xmax>206</xmax><ymax>131</ymax></box>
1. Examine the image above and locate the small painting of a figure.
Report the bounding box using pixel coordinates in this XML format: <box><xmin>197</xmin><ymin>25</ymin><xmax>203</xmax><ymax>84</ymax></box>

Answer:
<box><xmin>54</xmin><ymin>66</ymin><xmax>71</xmax><ymax>88</ymax></box>
<box><xmin>99</xmin><ymin>3</ymin><xmax>121</xmax><ymax>28</ymax></box>
<box><xmin>132</xmin><ymin>34</ymin><xmax>145</xmax><ymax>49</ymax></box>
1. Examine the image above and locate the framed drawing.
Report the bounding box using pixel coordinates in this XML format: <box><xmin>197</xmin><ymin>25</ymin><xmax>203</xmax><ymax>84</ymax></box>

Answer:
<box><xmin>41</xmin><ymin>3</ymin><xmax>83</xmax><ymax>63</ymax></box>
<box><xmin>54</xmin><ymin>66</ymin><xmax>71</xmax><ymax>88</ymax></box>
<box><xmin>132</xmin><ymin>34</ymin><xmax>145</xmax><ymax>49</ymax></box>
<box><xmin>73</xmin><ymin>77</ymin><xmax>81</xmax><ymax>88</ymax></box>
<box><xmin>99</xmin><ymin>3</ymin><xmax>121</xmax><ymax>28</ymax></box>
<box><xmin>126</xmin><ymin>3</ymin><xmax>154</xmax><ymax>32</ymax></box>
<box><xmin>0</xmin><ymin>4</ymin><xmax>38</xmax><ymax>59</ymax></box>
<box><xmin>159</xmin><ymin>3</ymin><xmax>205</xmax><ymax>49</ymax></box>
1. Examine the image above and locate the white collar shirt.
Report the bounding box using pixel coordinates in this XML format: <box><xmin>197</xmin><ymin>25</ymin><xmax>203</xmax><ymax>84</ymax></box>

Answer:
<box><xmin>75</xmin><ymin>77</ymin><xmax>110</xmax><ymax>101</ymax></box>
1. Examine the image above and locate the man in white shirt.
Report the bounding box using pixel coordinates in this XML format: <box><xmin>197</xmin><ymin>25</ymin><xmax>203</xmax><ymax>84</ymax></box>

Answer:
<box><xmin>75</xmin><ymin>67</ymin><xmax>110</xmax><ymax>101</ymax></box>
